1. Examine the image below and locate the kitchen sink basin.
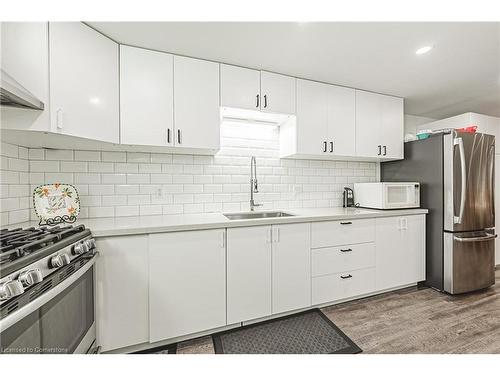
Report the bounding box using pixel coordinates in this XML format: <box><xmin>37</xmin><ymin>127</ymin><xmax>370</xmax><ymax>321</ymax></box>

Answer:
<box><xmin>223</xmin><ymin>211</ymin><xmax>295</xmax><ymax>220</ymax></box>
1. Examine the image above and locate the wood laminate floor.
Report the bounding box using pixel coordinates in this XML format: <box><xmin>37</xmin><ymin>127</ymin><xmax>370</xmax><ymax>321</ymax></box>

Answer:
<box><xmin>174</xmin><ymin>269</ymin><xmax>500</xmax><ymax>354</ymax></box>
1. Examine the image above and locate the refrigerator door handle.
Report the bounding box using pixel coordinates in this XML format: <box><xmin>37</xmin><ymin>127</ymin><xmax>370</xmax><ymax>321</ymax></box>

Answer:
<box><xmin>454</xmin><ymin>137</ymin><xmax>466</xmax><ymax>224</ymax></box>
<box><xmin>453</xmin><ymin>233</ymin><xmax>497</xmax><ymax>243</ymax></box>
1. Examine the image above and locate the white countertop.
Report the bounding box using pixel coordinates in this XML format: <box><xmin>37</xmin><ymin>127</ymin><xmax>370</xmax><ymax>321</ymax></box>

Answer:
<box><xmin>6</xmin><ymin>207</ymin><xmax>428</xmax><ymax>237</ymax></box>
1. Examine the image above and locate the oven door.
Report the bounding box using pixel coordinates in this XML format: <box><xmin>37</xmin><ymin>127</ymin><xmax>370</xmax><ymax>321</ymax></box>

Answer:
<box><xmin>0</xmin><ymin>257</ymin><xmax>96</xmax><ymax>354</ymax></box>
<box><xmin>384</xmin><ymin>184</ymin><xmax>420</xmax><ymax>209</ymax></box>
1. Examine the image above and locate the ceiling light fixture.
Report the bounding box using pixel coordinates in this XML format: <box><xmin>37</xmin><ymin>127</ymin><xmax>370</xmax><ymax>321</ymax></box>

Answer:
<box><xmin>415</xmin><ymin>46</ymin><xmax>433</xmax><ymax>55</ymax></box>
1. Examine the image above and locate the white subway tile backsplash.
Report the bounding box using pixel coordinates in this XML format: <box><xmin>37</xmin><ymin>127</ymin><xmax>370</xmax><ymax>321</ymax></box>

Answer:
<box><xmin>61</xmin><ymin>161</ymin><xmax>88</xmax><ymax>173</ymax></box>
<box><xmin>28</xmin><ymin>149</ymin><xmax>45</xmax><ymax>160</ymax></box>
<box><xmin>74</xmin><ymin>150</ymin><xmax>101</xmax><ymax>161</ymax></box>
<box><xmin>89</xmin><ymin>184</ymin><xmax>115</xmax><ymax>195</ymax></box>
<box><xmin>30</xmin><ymin>160</ymin><xmax>59</xmax><ymax>172</ymax></box>
<box><xmin>115</xmin><ymin>205</ymin><xmax>139</xmax><ymax>217</ymax></box>
<box><xmin>0</xmin><ymin>124</ymin><xmax>378</xmax><ymax>222</ymax></box>
<box><xmin>88</xmin><ymin>162</ymin><xmax>114</xmax><ymax>173</ymax></box>
<box><xmin>74</xmin><ymin>173</ymin><xmax>100</xmax><ymax>184</ymax></box>
<box><xmin>46</xmin><ymin>149</ymin><xmax>74</xmax><ymax>161</ymax></box>
<box><xmin>102</xmin><ymin>151</ymin><xmax>126</xmax><ymax>162</ymax></box>
<box><xmin>115</xmin><ymin>185</ymin><xmax>140</xmax><ymax>195</ymax></box>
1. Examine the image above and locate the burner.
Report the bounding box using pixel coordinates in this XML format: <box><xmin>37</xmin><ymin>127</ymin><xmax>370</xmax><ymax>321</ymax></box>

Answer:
<box><xmin>0</xmin><ymin>225</ymin><xmax>86</xmax><ymax>265</ymax></box>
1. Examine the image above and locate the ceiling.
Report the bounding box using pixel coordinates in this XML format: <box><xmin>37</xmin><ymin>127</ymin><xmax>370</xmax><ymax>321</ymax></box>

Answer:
<box><xmin>89</xmin><ymin>22</ymin><xmax>500</xmax><ymax>119</ymax></box>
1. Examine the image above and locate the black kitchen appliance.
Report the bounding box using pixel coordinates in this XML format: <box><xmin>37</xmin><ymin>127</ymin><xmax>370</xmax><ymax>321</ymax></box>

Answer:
<box><xmin>343</xmin><ymin>187</ymin><xmax>355</xmax><ymax>208</ymax></box>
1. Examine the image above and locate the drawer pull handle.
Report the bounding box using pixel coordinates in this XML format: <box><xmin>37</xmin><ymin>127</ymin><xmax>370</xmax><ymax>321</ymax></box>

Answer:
<box><xmin>340</xmin><ymin>221</ymin><xmax>352</xmax><ymax>225</ymax></box>
<box><xmin>340</xmin><ymin>248</ymin><xmax>352</xmax><ymax>252</ymax></box>
<box><xmin>340</xmin><ymin>274</ymin><xmax>353</xmax><ymax>279</ymax></box>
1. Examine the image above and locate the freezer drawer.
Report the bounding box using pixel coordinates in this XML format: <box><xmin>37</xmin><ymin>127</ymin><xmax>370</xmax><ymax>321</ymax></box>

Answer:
<box><xmin>444</xmin><ymin>231</ymin><xmax>496</xmax><ymax>294</ymax></box>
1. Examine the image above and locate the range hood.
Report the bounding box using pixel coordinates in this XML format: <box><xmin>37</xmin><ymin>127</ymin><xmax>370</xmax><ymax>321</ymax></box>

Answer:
<box><xmin>0</xmin><ymin>69</ymin><xmax>44</xmax><ymax>110</ymax></box>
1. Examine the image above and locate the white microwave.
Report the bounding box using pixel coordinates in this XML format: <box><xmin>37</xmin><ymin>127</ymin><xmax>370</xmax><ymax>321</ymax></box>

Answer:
<box><xmin>353</xmin><ymin>182</ymin><xmax>420</xmax><ymax>209</ymax></box>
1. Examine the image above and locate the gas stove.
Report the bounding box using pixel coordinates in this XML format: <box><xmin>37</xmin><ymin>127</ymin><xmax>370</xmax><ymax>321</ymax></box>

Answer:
<box><xmin>0</xmin><ymin>224</ymin><xmax>96</xmax><ymax>311</ymax></box>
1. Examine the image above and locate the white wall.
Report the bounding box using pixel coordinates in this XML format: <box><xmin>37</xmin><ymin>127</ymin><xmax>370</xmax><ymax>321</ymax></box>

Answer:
<box><xmin>404</xmin><ymin>114</ymin><xmax>436</xmax><ymax>139</ymax></box>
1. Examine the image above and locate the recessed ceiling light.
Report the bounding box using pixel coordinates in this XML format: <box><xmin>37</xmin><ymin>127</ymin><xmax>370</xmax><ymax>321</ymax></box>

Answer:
<box><xmin>416</xmin><ymin>46</ymin><xmax>433</xmax><ymax>55</ymax></box>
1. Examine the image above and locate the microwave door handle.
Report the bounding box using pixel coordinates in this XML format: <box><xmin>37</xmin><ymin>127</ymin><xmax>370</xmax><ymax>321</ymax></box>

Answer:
<box><xmin>454</xmin><ymin>137</ymin><xmax>466</xmax><ymax>224</ymax></box>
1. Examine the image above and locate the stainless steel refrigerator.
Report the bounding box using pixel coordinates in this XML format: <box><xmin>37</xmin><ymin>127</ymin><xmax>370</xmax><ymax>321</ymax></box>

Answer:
<box><xmin>381</xmin><ymin>130</ymin><xmax>496</xmax><ymax>294</ymax></box>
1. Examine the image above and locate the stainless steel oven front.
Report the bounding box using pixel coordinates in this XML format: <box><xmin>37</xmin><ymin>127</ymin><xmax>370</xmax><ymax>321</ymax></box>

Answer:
<box><xmin>0</xmin><ymin>255</ymin><xmax>97</xmax><ymax>354</ymax></box>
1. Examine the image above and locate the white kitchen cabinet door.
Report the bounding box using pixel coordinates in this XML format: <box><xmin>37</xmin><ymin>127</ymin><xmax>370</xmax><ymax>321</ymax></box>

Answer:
<box><xmin>272</xmin><ymin>223</ymin><xmax>311</xmax><ymax>314</ymax></box>
<box><xmin>120</xmin><ymin>45</ymin><xmax>174</xmax><ymax>147</ymax></box>
<box><xmin>0</xmin><ymin>22</ymin><xmax>50</xmax><ymax>132</ymax></box>
<box><xmin>220</xmin><ymin>64</ymin><xmax>260</xmax><ymax>111</ymax></box>
<box><xmin>380</xmin><ymin>94</ymin><xmax>404</xmax><ymax>159</ymax></box>
<box><xmin>260</xmin><ymin>71</ymin><xmax>296</xmax><ymax>115</ymax></box>
<box><xmin>327</xmin><ymin>85</ymin><xmax>356</xmax><ymax>156</ymax></box>
<box><xmin>227</xmin><ymin>226</ymin><xmax>272</xmax><ymax>324</ymax></box>
<box><xmin>96</xmin><ymin>235</ymin><xmax>149</xmax><ymax>352</ymax></box>
<box><xmin>173</xmin><ymin>56</ymin><xmax>220</xmax><ymax>150</ymax></box>
<box><xmin>355</xmin><ymin>90</ymin><xmax>403</xmax><ymax>160</ymax></box>
<box><xmin>149</xmin><ymin>229</ymin><xmax>226</xmax><ymax>343</ymax></box>
<box><xmin>49</xmin><ymin>22</ymin><xmax>119</xmax><ymax>143</ymax></box>
<box><xmin>375</xmin><ymin>215</ymin><xmax>426</xmax><ymax>290</ymax></box>
<box><xmin>296</xmin><ymin>79</ymin><xmax>329</xmax><ymax>155</ymax></box>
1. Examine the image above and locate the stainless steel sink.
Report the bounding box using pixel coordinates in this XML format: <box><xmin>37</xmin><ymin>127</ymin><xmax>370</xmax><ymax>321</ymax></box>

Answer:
<box><xmin>223</xmin><ymin>211</ymin><xmax>295</xmax><ymax>220</ymax></box>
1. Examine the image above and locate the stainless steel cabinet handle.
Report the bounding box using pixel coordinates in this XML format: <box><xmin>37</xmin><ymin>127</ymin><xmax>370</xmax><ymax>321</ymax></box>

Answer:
<box><xmin>177</xmin><ymin>129</ymin><xmax>182</xmax><ymax>144</ymax></box>
<box><xmin>454</xmin><ymin>137</ymin><xmax>466</xmax><ymax>224</ymax></box>
<box><xmin>383</xmin><ymin>145</ymin><xmax>387</xmax><ymax>156</ymax></box>
<box><xmin>378</xmin><ymin>145</ymin><xmax>382</xmax><ymax>155</ymax></box>
<box><xmin>256</xmin><ymin>94</ymin><xmax>260</xmax><ymax>108</ymax></box>
<box><xmin>56</xmin><ymin>108</ymin><xmax>63</xmax><ymax>129</ymax></box>
<box><xmin>323</xmin><ymin>141</ymin><xmax>327</xmax><ymax>152</ymax></box>
<box><xmin>264</xmin><ymin>94</ymin><xmax>268</xmax><ymax>108</ymax></box>
<box><xmin>330</xmin><ymin>141</ymin><xmax>334</xmax><ymax>153</ymax></box>
<box><xmin>454</xmin><ymin>233</ymin><xmax>497</xmax><ymax>242</ymax></box>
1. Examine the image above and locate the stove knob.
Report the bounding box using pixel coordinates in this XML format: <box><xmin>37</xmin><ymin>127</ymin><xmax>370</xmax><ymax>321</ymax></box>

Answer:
<box><xmin>85</xmin><ymin>238</ymin><xmax>96</xmax><ymax>250</ymax></box>
<box><xmin>50</xmin><ymin>253</ymin><xmax>70</xmax><ymax>268</ymax></box>
<box><xmin>18</xmin><ymin>269</ymin><xmax>43</xmax><ymax>287</ymax></box>
<box><xmin>0</xmin><ymin>280</ymin><xmax>24</xmax><ymax>300</ymax></box>
<box><xmin>73</xmin><ymin>241</ymin><xmax>89</xmax><ymax>255</ymax></box>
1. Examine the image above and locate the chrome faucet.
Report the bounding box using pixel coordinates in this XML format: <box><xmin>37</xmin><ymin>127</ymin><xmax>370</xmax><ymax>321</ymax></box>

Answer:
<box><xmin>250</xmin><ymin>156</ymin><xmax>262</xmax><ymax>211</ymax></box>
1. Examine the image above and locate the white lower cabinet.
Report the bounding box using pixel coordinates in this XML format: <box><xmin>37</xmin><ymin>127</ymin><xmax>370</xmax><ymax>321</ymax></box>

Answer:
<box><xmin>227</xmin><ymin>223</ymin><xmax>311</xmax><ymax>323</ymax></box>
<box><xmin>227</xmin><ymin>226</ymin><xmax>272</xmax><ymax>324</ymax></box>
<box><xmin>149</xmin><ymin>229</ymin><xmax>226</xmax><ymax>343</ymax></box>
<box><xmin>96</xmin><ymin>235</ymin><xmax>149</xmax><ymax>352</ymax></box>
<box><xmin>312</xmin><ymin>268</ymin><xmax>376</xmax><ymax>305</ymax></box>
<box><xmin>375</xmin><ymin>215</ymin><xmax>426</xmax><ymax>290</ymax></box>
<box><xmin>271</xmin><ymin>223</ymin><xmax>311</xmax><ymax>314</ymax></box>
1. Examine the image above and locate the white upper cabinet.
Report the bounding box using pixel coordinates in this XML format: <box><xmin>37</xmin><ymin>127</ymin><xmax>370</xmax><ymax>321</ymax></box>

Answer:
<box><xmin>220</xmin><ymin>64</ymin><xmax>261</xmax><ymax>111</ymax></box>
<box><xmin>327</xmin><ymin>85</ymin><xmax>356</xmax><ymax>156</ymax></box>
<box><xmin>0</xmin><ymin>22</ymin><xmax>50</xmax><ymax>132</ymax></box>
<box><xmin>173</xmin><ymin>55</ymin><xmax>220</xmax><ymax>150</ymax></box>
<box><xmin>49</xmin><ymin>22</ymin><xmax>119</xmax><ymax>143</ymax></box>
<box><xmin>295</xmin><ymin>79</ymin><xmax>329</xmax><ymax>155</ymax></box>
<box><xmin>260</xmin><ymin>71</ymin><xmax>296</xmax><ymax>114</ymax></box>
<box><xmin>355</xmin><ymin>90</ymin><xmax>404</xmax><ymax>160</ymax></box>
<box><xmin>280</xmin><ymin>79</ymin><xmax>356</xmax><ymax>158</ymax></box>
<box><xmin>120</xmin><ymin>45</ymin><xmax>174</xmax><ymax>147</ymax></box>
<box><xmin>220</xmin><ymin>64</ymin><xmax>296</xmax><ymax>115</ymax></box>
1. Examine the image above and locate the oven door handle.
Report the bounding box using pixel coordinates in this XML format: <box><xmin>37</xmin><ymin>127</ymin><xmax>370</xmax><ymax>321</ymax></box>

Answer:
<box><xmin>0</xmin><ymin>255</ymin><xmax>97</xmax><ymax>333</ymax></box>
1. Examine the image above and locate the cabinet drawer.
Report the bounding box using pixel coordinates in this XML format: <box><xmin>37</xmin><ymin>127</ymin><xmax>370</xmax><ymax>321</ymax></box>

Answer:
<box><xmin>312</xmin><ymin>268</ymin><xmax>375</xmax><ymax>305</ymax></box>
<box><xmin>311</xmin><ymin>219</ymin><xmax>375</xmax><ymax>248</ymax></box>
<box><xmin>312</xmin><ymin>242</ymin><xmax>375</xmax><ymax>277</ymax></box>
